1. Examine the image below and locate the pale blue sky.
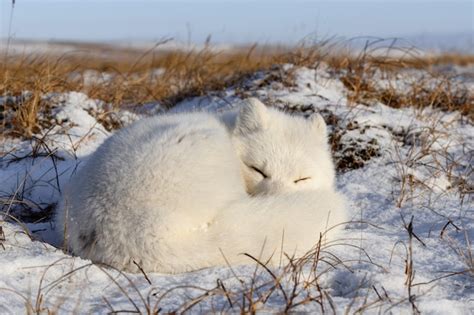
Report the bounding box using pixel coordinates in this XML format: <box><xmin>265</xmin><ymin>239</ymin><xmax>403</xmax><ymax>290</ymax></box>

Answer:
<box><xmin>1</xmin><ymin>0</ymin><xmax>473</xmax><ymax>44</ymax></box>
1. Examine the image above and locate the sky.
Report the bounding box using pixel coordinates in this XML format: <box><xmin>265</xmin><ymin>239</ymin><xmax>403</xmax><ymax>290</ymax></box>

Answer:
<box><xmin>1</xmin><ymin>0</ymin><xmax>473</xmax><ymax>45</ymax></box>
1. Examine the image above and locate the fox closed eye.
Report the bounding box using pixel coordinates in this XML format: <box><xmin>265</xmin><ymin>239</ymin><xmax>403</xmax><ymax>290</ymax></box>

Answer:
<box><xmin>294</xmin><ymin>177</ymin><xmax>311</xmax><ymax>184</ymax></box>
<box><xmin>249</xmin><ymin>165</ymin><xmax>268</xmax><ymax>178</ymax></box>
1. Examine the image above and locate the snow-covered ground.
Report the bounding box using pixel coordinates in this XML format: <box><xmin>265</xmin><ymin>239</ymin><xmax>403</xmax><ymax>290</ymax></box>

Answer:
<box><xmin>0</xmin><ymin>64</ymin><xmax>473</xmax><ymax>313</ymax></box>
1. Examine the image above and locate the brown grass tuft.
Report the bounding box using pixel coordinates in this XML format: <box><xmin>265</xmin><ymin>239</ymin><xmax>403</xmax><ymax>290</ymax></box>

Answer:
<box><xmin>1</xmin><ymin>39</ymin><xmax>473</xmax><ymax>138</ymax></box>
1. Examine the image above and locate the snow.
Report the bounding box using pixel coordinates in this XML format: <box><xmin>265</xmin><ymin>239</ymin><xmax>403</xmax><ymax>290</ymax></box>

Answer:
<box><xmin>0</xmin><ymin>63</ymin><xmax>473</xmax><ymax>313</ymax></box>
<box><xmin>0</xmin><ymin>39</ymin><xmax>241</xmax><ymax>58</ymax></box>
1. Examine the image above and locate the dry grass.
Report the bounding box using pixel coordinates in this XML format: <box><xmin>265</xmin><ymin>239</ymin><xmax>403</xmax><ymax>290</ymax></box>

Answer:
<box><xmin>1</xmin><ymin>38</ymin><xmax>473</xmax><ymax>138</ymax></box>
<box><xmin>332</xmin><ymin>51</ymin><xmax>472</xmax><ymax>117</ymax></box>
<box><xmin>1</xmin><ymin>41</ymin><xmax>290</xmax><ymax>137</ymax></box>
<box><xmin>0</xmin><ymin>220</ymin><xmax>417</xmax><ymax>313</ymax></box>
<box><xmin>3</xmin><ymin>219</ymin><xmax>465</xmax><ymax>313</ymax></box>
<box><xmin>390</xmin><ymin>116</ymin><xmax>473</xmax><ymax>208</ymax></box>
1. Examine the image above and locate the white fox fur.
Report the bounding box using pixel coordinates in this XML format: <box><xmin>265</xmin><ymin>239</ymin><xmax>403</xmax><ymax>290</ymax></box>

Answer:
<box><xmin>56</xmin><ymin>98</ymin><xmax>347</xmax><ymax>273</ymax></box>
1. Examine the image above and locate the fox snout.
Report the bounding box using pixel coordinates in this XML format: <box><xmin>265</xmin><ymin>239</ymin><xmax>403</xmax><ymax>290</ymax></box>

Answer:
<box><xmin>253</xmin><ymin>179</ymin><xmax>293</xmax><ymax>195</ymax></box>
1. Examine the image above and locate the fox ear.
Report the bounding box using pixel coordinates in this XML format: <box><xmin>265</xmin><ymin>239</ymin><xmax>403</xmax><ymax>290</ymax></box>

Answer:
<box><xmin>235</xmin><ymin>98</ymin><xmax>268</xmax><ymax>132</ymax></box>
<box><xmin>310</xmin><ymin>113</ymin><xmax>327</xmax><ymax>136</ymax></box>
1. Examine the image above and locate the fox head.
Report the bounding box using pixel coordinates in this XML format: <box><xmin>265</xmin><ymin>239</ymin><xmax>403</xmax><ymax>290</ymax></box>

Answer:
<box><xmin>232</xmin><ymin>98</ymin><xmax>336</xmax><ymax>195</ymax></box>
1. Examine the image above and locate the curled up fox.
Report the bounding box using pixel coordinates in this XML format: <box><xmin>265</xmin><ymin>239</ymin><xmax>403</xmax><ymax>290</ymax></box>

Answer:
<box><xmin>56</xmin><ymin>98</ymin><xmax>348</xmax><ymax>273</ymax></box>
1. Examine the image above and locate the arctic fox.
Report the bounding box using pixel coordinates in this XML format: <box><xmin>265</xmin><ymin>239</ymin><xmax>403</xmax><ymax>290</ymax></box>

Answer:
<box><xmin>56</xmin><ymin>98</ymin><xmax>347</xmax><ymax>273</ymax></box>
